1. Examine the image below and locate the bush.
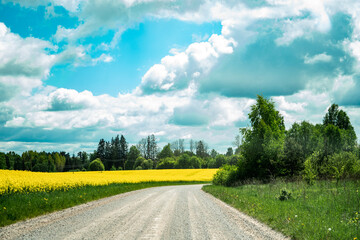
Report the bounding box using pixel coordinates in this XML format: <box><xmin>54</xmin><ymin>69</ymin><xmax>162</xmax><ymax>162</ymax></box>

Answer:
<box><xmin>157</xmin><ymin>157</ymin><xmax>176</xmax><ymax>169</ymax></box>
<box><xmin>212</xmin><ymin>165</ymin><xmax>238</xmax><ymax>186</ymax></box>
<box><xmin>133</xmin><ymin>156</ymin><xmax>145</xmax><ymax>169</ymax></box>
<box><xmin>326</xmin><ymin>151</ymin><xmax>358</xmax><ymax>180</ymax></box>
<box><xmin>141</xmin><ymin>159</ymin><xmax>153</xmax><ymax>170</ymax></box>
<box><xmin>189</xmin><ymin>156</ymin><xmax>201</xmax><ymax>168</ymax></box>
<box><xmin>214</xmin><ymin>155</ymin><xmax>227</xmax><ymax>168</ymax></box>
<box><xmin>110</xmin><ymin>165</ymin><xmax>117</xmax><ymax>171</ymax></box>
<box><xmin>89</xmin><ymin>158</ymin><xmax>105</xmax><ymax>171</ymax></box>
<box><xmin>277</xmin><ymin>189</ymin><xmax>292</xmax><ymax>201</ymax></box>
<box><xmin>176</xmin><ymin>154</ymin><xmax>191</xmax><ymax>169</ymax></box>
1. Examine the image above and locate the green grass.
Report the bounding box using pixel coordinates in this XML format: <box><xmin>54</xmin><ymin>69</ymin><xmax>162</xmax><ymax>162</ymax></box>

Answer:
<box><xmin>203</xmin><ymin>180</ymin><xmax>360</xmax><ymax>240</ymax></box>
<box><xmin>0</xmin><ymin>181</ymin><xmax>208</xmax><ymax>227</ymax></box>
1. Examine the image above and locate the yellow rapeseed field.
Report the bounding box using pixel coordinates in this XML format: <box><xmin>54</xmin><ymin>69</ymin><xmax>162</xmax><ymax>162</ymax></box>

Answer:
<box><xmin>0</xmin><ymin>169</ymin><xmax>217</xmax><ymax>195</ymax></box>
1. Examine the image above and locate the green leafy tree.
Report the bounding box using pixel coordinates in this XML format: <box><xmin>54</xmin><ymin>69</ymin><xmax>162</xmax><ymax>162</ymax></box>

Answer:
<box><xmin>119</xmin><ymin>135</ymin><xmax>128</xmax><ymax>169</ymax></box>
<box><xmin>8</xmin><ymin>152</ymin><xmax>22</xmax><ymax>170</ymax></box>
<box><xmin>22</xmin><ymin>151</ymin><xmax>36</xmax><ymax>171</ymax></box>
<box><xmin>133</xmin><ymin>156</ymin><xmax>145</xmax><ymax>169</ymax></box>
<box><xmin>283</xmin><ymin>121</ymin><xmax>319</xmax><ymax>176</ymax></box>
<box><xmin>240</xmin><ymin>95</ymin><xmax>285</xmax><ymax>179</ymax></box>
<box><xmin>323</xmin><ymin>124</ymin><xmax>342</xmax><ymax>156</ymax></box>
<box><xmin>5</xmin><ymin>152</ymin><xmax>17</xmax><ymax>170</ymax></box>
<box><xmin>189</xmin><ymin>156</ymin><xmax>201</xmax><ymax>168</ymax></box>
<box><xmin>104</xmin><ymin>141</ymin><xmax>112</xmax><ymax>169</ymax></box>
<box><xmin>157</xmin><ymin>157</ymin><xmax>176</xmax><ymax>169</ymax></box>
<box><xmin>141</xmin><ymin>159</ymin><xmax>153</xmax><ymax>170</ymax></box>
<box><xmin>210</xmin><ymin>149</ymin><xmax>218</xmax><ymax>159</ymax></box>
<box><xmin>227</xmin><ymin>155</ymin><xmax>240</xmax><ymax>165</ymax></box>
<box><xmin>323</xmin><ymin>103</ymin><xmax>357</xmax><ymax>153</ymax></box>
<box><xmin>111</xmin><ymin>135</ymin><xmax>121</xmax><ymax>169</ymax></box>
<box><xmin>158</xmin><ymin>144</ymin><xmax>174</xmax><ymax>159</ymax></box>
<box><xmin>225</xmin><ymin>147</ymin><xmax>233</xmax><ymax>157</ymax></box>
<box><xmin>126</xmin><ymin>146</ymin><xmax>140</xmax><ymax>170</ymax></box>
<box><xmin>176</xmin><ymin>154</ymin><xmax>191</xmax><ymax>169</ymax></box>
<box><xmin>96</xmin><ymin>139</ymin><xmax>106</xmax><ymax>161</ymax></box>
<box><xmin>196</xmin><ymin>141</ymin><xmax>208</xmax><ymax>159</ymax></box>
<box><xmin>214</xmin><ymin>155</ymin><xmax>227</xmax><ymax>168</ymax></box>
<box><xmin>54</xmin><ymin>152</ymin><xmax>66</xmax><ymax>172</ymax></box>
<box><xmin>283</xmin><ymin>136</ymin><xmax>303</xmax><ymax>176</ymax></box>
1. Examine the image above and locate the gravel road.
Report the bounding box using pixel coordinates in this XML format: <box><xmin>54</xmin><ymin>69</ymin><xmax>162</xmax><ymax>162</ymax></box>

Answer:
<box><xmin>0</xmin><ymin>184</ymin><xmax>287</xmax><ymax>240</ymax></box>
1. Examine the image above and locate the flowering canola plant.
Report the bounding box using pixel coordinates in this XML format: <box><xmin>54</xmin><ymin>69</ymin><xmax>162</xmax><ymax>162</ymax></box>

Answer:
<box><xmin>0</xmin><ymin>169</ymin><xmax>217</xmax><ymax>195</ymax></box>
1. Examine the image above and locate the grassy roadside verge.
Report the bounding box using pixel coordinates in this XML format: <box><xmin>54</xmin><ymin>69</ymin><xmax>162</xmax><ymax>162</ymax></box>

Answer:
<box><xmin>0</xmin><ymin>181</ymin><xmax>208</xmax><ymax>227</ymax></box>
<box><xmin>203</xmin><ymin>180</ymin><xmax>360</xmax><ymax>239</ymax></box>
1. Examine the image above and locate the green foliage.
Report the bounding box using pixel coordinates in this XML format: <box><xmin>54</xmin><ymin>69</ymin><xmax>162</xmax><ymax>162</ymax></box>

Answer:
<box><xmin>214</xmin><ymin>154</ymin><xmax>227</xmax><ymax>168</ymax></box>
<box><xmin>196</xmin><ymin>141</ymin><xmax>208</xmax><ymax>159</ymax></box>
<box><xmin>303</xmin><ymin>157</ymin><xmax>317</xmax><ymax>185</ymax></box>
<box><xmin>89</xmin><ymin>158</ymin><xmax>105</xmax><ymax>171</ymax></box>
<box><xmin>176</xmin><ymin>154</ymin><xmax>191</xmax><ymax>169</ymax></box>
<box><xmin>240</xmin><ymin>95</ymin><xmax>285</xmax><ymax>179</ymax></box>
<box><xmin>96</xmin><ymin>135</ymin><xmax>128</xmax><ymax>170</ymax></box>
<box><xmin>326</xmin><ymin>152</ymin><xmax>359</xmax><ymax>180</ymax></box>
<box><xmin>277</xmin><ymin>189</ymin><xmax>292</xmax><ymax>201</ymax></box>
<box><xmin>210</xmin><ymin>149</ymin><xmax>218</xmax><ymax>159</ymax></box>
<box><xmin>207</xmin><ymin>158</ymin><xmax>216</xmax><ymax>168</ymax></box>
<box><xmin>126</xmin><ymin>145</ymin><xmax>140</xmax><ymax>170</ymax></box>
<box><xmin>227</xmin><ymin>155</ymin><xmax>240</xmax><ymax>165</ymax></box>
<box><xmin>283</xmin><ymin>136</ymin><xmax>303</xmax><ymax>176</ymax></box>
<box><xmin>323</xmin><ymin>124</ymin><xmax>342</xmax><ymax>155</ymax></box>
<box><xmin>133</xmin><ymin>156</ymin><xmax>145</xmax><ymax>170</ymax></box>
<box><xmin>137</xmin><ymin>134</ymin><xmax>158</xmax><ymax>161</ymax></box>
<box><xmin>158</xmin><ymin>144</ymin><xmax>174</xmax><ymax>159</ymax></box>
<box><xmin>283</xmin><ymin>121</ymin><xmax>319</xmax><ymax>176</ymax></box>
<box><xmin>110</xmin><ymin>165</ymin><xmax>117</xmax><ymax>171</ymax></box>
<box><xmin>189</xmin><ymin>156</ymin><xmax>201</xmax><ymax>168</ymax></box>
<box><xmin>303</xmin><ymin>150</ymin><xmax>360</xmax><ymax>182</ymax></box>
<box><xmin>212</xmin><ymin>165</ymin><xmax>238</xmax><ymax>186</ymax></box>
<box><xmin>157</xmin><ymin>157</ymin><xmax>176</xmax><ymax>169</ymax></box>
<box><xmin>323</xmin><ymin>104</ymin><xmax>357</xmax><ymax>153</ymax></box>
<box><xmin>53</xmin><ymin>152</ymin><xmax>66</xmax><ymax>172</ymax></box>
<box><xmin>141</xmin><ymin>159</ymin><xmax>153</xmax><ymax>170</ymax></box>
<box><xmin>0</xmin><ymin>152</ymin><xmax>6</xmax><ymax>169</ymax></box>
<box><xmin>225</xmin><ymin>147</ymin><xmax>233</xmax><ymax>157</ymax></box>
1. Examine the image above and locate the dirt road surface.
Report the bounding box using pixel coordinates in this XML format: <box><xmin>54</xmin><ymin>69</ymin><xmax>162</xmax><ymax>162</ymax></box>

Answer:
<box><xmin>0</xmin><ymin>184</ymin><xmax>287</xmax><ymax>240</ymax></box>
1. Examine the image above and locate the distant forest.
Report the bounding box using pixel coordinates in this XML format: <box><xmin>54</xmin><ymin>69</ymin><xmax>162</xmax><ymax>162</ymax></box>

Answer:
<box><xmin>1</xmin><ymin>95</ymin><xmax>359</xmax><ymax>178</ymax></box>
<box><xmin>0</xmin><ymin>134</ymin><xmax>235</xmax><ymax>172</ymax></box>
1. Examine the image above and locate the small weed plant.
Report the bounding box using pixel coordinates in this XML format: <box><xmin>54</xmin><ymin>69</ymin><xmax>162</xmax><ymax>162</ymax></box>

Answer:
<box><xmin>277</xmin><ymin>189</ymin><xmax>292</xmax><ymax>201</ymax></box>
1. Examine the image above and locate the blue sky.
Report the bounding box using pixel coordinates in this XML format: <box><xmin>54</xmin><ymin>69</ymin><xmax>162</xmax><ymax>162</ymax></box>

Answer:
<box><xmin>0</xmin><ymin>0</ymin><xmax>360</xmax><ymax>154</ymax></box>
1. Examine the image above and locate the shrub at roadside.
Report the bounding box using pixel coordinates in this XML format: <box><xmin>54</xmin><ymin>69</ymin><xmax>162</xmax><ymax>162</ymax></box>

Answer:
<box><xmin>212</xmin><ymin>165</ymin><xmax>238</xmax><ymax>186</ymax></box>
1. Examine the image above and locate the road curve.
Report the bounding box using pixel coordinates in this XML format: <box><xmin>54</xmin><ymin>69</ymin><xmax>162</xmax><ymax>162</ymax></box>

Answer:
<box><xmin>0</xmin><ymin>185</ymin><xmax>287</xmax><ymax>240</ymax></box>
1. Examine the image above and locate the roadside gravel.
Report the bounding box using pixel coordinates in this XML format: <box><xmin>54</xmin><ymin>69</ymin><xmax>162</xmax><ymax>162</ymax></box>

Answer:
<box><xmin>0</xmin><ymin>184</ymin><xmax>288</xmax><ymax>240</ymax></box>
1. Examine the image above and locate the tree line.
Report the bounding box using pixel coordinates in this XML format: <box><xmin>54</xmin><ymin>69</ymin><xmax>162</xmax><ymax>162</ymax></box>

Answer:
<box><xmin>214</xmin><ymin>95</ymin><xmax>360</xmax><ymax>186</ymax></box>
<box><xmin>0</xmin><ymin>134</ymin><xmax>239</xmax><ymax>172</ymax></box>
